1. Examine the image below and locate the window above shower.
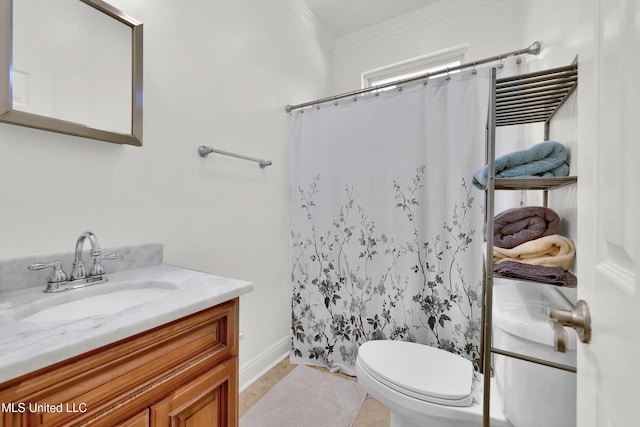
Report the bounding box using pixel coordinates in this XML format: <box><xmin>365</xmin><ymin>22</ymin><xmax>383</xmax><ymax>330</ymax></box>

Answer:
<box><xmin>361</xmin><ymin>44</ymin><xmax>467</xmax><ymax>89</ymax></box>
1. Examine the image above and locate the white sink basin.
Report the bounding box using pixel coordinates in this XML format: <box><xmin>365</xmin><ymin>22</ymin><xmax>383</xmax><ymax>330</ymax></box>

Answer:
<box><xmin>14</xmin><ymin>280</ymin><xmax>175</xmax><ymax>323</ymax></box>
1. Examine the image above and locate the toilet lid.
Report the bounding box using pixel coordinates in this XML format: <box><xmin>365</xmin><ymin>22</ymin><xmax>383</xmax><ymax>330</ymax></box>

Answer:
<box><xmin>357</xmin><ymin>340</ymin><xmax>474</xmax><ymax>407</ymax></box>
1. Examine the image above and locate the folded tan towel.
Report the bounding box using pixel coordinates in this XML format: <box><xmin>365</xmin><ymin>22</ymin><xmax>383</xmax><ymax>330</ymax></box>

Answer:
<box><xmin>493</xmin><ymin>234</ymin><xmax>575</xmax><ymax>271</ymax></box>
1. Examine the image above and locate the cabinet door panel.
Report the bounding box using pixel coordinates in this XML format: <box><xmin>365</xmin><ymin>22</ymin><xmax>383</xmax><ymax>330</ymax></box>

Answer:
<box><xmin>170</xmin><ymin>387</ymin><xmax>221</xmax><ymax>427</ymax></box>
<box><xmin>151</xmin><ymin>357</ymin><xmax>237</xmax><ymax>427</ymax></box>
<box><xmin>114</xmin><ymin>409</ymin><xmax>150</xmax><ymax>427</ymax></box>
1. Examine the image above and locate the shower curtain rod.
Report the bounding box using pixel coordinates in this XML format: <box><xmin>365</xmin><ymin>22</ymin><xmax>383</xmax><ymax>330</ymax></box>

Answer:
<box><xmin>285</xmin><ymin>41</ymin><xmax>541</xmax><ymax>113</ymax></box>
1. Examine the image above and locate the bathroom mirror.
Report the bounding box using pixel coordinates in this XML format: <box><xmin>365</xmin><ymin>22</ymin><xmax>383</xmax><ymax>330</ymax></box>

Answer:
<box><xmin>0</xmin><ymin>0</ymin><xmax>143</xmax><ymax>145</ymax></box>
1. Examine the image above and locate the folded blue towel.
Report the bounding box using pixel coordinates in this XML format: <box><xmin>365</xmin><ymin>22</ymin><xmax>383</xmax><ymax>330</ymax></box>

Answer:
<box><xmin>472</xmin><ymin>141</ymin><xmax>569</xmax><ymax>190</ymax></box>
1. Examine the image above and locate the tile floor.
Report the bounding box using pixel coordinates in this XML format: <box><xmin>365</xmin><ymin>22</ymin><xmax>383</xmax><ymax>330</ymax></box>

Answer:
<box><xmin>239</xmin><ymin>358</ymin><xmax>390</xmax><ymax>426</ymax></box>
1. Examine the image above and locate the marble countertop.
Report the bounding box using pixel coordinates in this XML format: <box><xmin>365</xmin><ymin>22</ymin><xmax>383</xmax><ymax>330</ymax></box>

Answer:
<box><xmin>0</xmin><ymin>264</ymin><xmax>253</xmax><ymax>384</ymax></box>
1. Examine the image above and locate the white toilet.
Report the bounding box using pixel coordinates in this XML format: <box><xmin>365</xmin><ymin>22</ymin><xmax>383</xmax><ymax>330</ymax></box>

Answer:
<box><xmin>355</xmin><ymin>280</ymin><xmax>577</xmax><ymax>427</ymax></box>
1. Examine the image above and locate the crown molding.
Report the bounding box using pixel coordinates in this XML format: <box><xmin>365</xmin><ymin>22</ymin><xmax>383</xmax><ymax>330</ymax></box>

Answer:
<box><xmin>334</xmin><ymin>0</ymin><xmax>500</xmax><ymax>55</ymax></box>
<box><xmin>283</xmin><ymin>0</ymin><xmax>335</xmax><ymax>55</ymax></box>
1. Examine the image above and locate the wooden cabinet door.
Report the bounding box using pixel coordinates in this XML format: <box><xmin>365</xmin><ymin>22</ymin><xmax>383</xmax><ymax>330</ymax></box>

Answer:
<box><xmin>150</xmin><ymin>357</ymin><xmax>237</xmax><ymax>427</ymax></box>
<box><xmin>114</xmin><ymin>409</ymin><xmax>150</xmax><ymax>427</ymax></box>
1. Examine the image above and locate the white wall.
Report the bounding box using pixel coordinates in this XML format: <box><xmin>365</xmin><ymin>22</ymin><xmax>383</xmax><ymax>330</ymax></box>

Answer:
<box><xmin>519</xmin><ymin>0</ymin><xmax>580</xmax><ymax>271</ymax></box>
<box><xmin>519</xmin><ymin>0</ymin><xmax>580</xmax><ymax>153</ymax></box>
<box><xmin>0</xmin><ymin>0</ymin><xmax>332</xmax><ymax>382</ymax></box>
<box><xmin>331</xmin><ymin>0</ymin><xmax>523</xmax><ymax>94</ymax></box>
<box><xmin>520</xmin><ymin>0</ymin><xmax>580</xmax><ymax>72</ymax></box>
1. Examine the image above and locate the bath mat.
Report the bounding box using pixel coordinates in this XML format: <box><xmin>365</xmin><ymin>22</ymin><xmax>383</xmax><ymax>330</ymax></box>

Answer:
<box><xmin>240</xmin><ymin>365</ymin><xmax>367</xmax><ymax>427</ymax></box>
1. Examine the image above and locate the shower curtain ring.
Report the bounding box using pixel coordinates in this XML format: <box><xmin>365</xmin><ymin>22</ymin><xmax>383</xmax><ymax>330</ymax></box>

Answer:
<box><xmin>352</xmin><ymin>91</ymin><xmax>358</xmax><ymax>102</ymax></box>
<box><xmin>516</xmin><ymin>53</ymin><xmax>522</xmax><ymax>65</ymax></box>
<box><xmin>472</xmin><ymin>62</ymin><xmax>477</xmax><ymax>75</ymax></box>
<box><xmin>446</xmin><ymin>67</ymin><xmax>451</xmax><ymax>80</ymax></box>
<box><xmin>498</xmin><ymin>54</ymin><xmax>504</xmax><ymax>69</ymax></box>
<box><xmin>334</xmin><ymin>96</ymin><xmax>338</xmax><ymax>106</ymax></box>
<box><xmin>423</xmin><ymin>73</ymin><xmax>430</xmax><ymax>86</ymax></box>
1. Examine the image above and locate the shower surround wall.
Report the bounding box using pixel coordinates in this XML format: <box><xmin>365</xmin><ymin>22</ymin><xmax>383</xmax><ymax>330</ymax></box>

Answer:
<box><xmin>0</xmin><ymin>0</ymin><xmax>331</xmax><ymax>388</ymax></box>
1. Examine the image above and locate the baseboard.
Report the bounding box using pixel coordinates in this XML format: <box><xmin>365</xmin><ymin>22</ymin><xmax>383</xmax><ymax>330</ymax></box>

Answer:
<box><xmin>239</xmin><ymin>336</ymin><xmax>290</xmax><ymax>392</ymax></box>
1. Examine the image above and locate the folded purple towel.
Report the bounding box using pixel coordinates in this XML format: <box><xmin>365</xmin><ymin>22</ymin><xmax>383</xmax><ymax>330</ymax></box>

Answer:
<box><xmin>493</xmin><ymin>261</ymin><xmax>567</xmax><ymax>286</ymax></box>
<box><xmin>494</xmin><ymin>206</ymin><xmax>561</xmax><ymax>249</ymax></box>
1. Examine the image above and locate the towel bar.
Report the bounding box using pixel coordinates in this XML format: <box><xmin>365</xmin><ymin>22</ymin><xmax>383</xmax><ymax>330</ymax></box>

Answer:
<box><xmin>198</xmin><ymin>145</ymin><xmax>272</xmax><ymax>168</ymax></box>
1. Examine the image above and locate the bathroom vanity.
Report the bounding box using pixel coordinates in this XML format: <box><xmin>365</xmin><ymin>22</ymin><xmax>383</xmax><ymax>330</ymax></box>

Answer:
<box><xmin>0</xmin><ymin>243</ymin><xmax>253</xmax><ymax>426</ymax></box>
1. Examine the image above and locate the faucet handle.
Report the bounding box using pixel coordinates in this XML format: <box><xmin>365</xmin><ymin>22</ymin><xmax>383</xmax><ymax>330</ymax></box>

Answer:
<box><xmin>89</xmin><ymin>253</ymin><xmax>119</xmax><ymax>277</ymax></box>
<box><xmin>28</xmin><ymin>261</ymin><xmax>68</xmax><ymax>290</ymax></box>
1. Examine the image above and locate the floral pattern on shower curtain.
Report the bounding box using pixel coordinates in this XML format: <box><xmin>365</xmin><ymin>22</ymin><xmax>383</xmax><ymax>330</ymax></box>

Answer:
<box><xmin>290</xmin><ymin>69</ymin><xmax>492</xmax><ymax>375</ymax></box>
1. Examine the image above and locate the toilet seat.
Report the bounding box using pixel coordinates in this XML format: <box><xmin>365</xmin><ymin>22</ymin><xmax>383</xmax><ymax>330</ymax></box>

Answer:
<box><xmin>357</xmin><ymin>340</ymin><xmax>474</xmax><ymax>407</ymax></box>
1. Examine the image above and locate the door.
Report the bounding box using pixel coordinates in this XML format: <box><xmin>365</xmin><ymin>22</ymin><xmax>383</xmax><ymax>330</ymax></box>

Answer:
<box><xmin>150</xmin><ymin>358</ymin><xmax>237</xmax><ymax>427</ymax></box>
<box><xmin>577</xmin><ymin>0</ymin><xmax>640</xmax><ymax>425</ymax></box>
<box><xmin>114</xmin><ymin>410</ymin><xmax>150</xmax><ymax>427</ymax></box>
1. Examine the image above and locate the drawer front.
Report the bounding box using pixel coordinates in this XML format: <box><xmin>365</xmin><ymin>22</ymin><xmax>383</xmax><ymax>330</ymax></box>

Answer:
<box><xmin>0</xmin><ymin>298</ymin><xmax>238</xmax><ymax>427</ymax></box>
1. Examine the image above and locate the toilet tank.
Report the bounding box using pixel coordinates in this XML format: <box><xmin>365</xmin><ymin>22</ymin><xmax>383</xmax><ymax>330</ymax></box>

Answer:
<box><xmin>492</xmin><ymin>279</ymin><xmax>577</xmax><ymax>427</ymax></box>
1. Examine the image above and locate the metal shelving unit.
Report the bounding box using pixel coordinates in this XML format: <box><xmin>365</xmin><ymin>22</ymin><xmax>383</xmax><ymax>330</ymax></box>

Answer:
<box><xmin>495</xmin><ymin>176</ymin><xmax>577</xmax><ymax>190</ymax></box>
<box><xmin>492</xmin><ymin>270</ymin><xmax>577</xmax><ymax>288</ymax></box>
<box><xmin>481</xmin><ymin>63</ymin><xmax>579</xmax><ymax>427</ymax></box>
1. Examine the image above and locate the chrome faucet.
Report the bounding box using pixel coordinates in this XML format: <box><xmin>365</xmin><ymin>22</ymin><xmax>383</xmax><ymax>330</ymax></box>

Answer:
<box><xmin>28</xmin><ymin>231</ymin><xmax>118</xmax><ymax>293</ymax></box>
<box><xmin>70</xmin><ymin>231</ymin><xmax>103</xmax><ymax>280</ymax></box>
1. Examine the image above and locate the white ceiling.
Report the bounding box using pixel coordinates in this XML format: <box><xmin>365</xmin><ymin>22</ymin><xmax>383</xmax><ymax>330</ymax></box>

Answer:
<box><xmin>301</xmin><ymin>0</ymin><xmax>441</xmax><ymax>38</ymax></box>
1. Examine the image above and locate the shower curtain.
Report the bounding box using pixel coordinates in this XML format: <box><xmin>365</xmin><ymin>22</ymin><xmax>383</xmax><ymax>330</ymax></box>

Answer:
<box><xmin>290</xmin><ymin>67</ymin><xmax>493</xmax><ymax>375</ymax></box>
